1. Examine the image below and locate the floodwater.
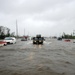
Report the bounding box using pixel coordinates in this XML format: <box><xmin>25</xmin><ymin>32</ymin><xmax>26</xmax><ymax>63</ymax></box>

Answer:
<box><xmin>0</xmin><ymin>39</ymin><xmax>75</xmax><ymax>75</ymax></box>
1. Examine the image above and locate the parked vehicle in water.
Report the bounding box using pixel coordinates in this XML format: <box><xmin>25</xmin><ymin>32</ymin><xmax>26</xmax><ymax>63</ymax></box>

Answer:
<box><xmin>0</xmin><ymin>40</ymin><xmax>7</xmax><ymax>46</ymax></box>
<box><xmin>21</xmin><ymin>37</ymin><xmax>27</xmax><ymax>41</ymax></box>
<box><xmin>64</xmin><ymin>39</ymin><xmax>71</xmax><ymax>42</ymax></box>
<box><xmin>57</xmin><ymin>37</ymin><xmax>62</xmax><ymax>40</ymax></box>
<box><xmin>4</xmin><ymin>37</ymin><xmax>16</xmax><ymax>44</ymax></box>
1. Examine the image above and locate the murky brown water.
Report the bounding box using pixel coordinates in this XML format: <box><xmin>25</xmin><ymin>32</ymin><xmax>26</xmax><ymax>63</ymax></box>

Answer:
<box><xmin>0</xmin><ymin>39</ymin><xmax>75</xmax><ymax>75</ymax></box>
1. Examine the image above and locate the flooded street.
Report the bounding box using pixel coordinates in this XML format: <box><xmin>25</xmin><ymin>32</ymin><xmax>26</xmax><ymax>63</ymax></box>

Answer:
<box><xmin>0</xmin><ymin>39</ymin><xmax>75</xmax><ymax>75</ymax></box>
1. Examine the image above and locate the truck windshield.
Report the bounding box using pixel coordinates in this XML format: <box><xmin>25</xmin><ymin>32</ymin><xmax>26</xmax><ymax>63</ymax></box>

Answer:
<box><xmin>39</xmin><ymin>38</ymin><xmax>42</xmax><ymax>40</ymax></box>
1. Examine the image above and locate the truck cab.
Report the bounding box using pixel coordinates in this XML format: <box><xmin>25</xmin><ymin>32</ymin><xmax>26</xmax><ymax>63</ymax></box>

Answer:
<box><xmin>33</xmin><ymin>35</ymin><xmax>44</xmax><ymax>44</ymax></box>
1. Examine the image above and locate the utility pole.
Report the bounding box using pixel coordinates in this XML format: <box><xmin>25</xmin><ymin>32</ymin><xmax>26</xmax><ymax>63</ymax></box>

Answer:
<box><xmin>73</xmin><ymin>30</ymin><xmax>75</xmax><ymax>36</ymax></box>
<box><xmin>24</xmin><ymin>28</ymin><xmax>25</xmax><ymax>36</ymax></box>
<box><xmin>28</xmin><ymin>32</ymin><xmax>29</xmax><ymax>36</ymax></box>
<box><xmin>16</xmin><ymin>20</ymin><xmax>18</xmax><ymax>38</ymax></box>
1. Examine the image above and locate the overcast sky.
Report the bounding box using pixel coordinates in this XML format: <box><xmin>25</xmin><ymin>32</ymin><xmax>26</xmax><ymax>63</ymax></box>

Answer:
<box><xmin>0</xmin><ymin>0</ymin><xmax>75</xmax><ymax>36</ymax></box>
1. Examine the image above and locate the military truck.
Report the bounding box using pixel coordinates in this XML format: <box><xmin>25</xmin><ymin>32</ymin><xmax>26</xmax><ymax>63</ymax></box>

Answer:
<box><xmin>33</xmin><ymin>34</ymin><xmax>45</xmax><ymax>44</ymax></box>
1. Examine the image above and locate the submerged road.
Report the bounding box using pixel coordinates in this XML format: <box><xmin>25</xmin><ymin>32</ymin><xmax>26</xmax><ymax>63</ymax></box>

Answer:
<box><xmin>0</xmin><ymin>39</ymin><xmax>75</xmax><ymax>75</ymax></box>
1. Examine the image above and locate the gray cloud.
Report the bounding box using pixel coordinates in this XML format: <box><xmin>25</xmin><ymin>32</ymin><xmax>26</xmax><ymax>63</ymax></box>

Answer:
<box><xmin>0</xmin><ymin>0</ymin><xmax>74</xmax><ymax>14</ymax></box>
<box><xmin>0</xmin><ymin>0</ymin><xmax>75</xmax><ymax>36</ymax></box>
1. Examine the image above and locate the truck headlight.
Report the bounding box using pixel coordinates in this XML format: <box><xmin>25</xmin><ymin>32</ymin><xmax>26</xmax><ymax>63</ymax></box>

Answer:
<box><xmin>34</xmin><ymin>41</ymin><xmax>36</xmax><ymax>42</ymax></box>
